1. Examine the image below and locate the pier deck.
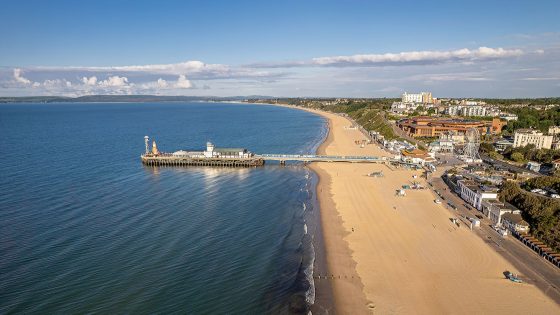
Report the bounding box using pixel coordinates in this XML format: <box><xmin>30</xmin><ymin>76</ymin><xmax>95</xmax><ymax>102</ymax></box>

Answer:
<box><xmin>141</xmin><ymin>154</ymin><xmax>264</xmax><ymax>167</ymax></box>
<box><xmin>256</xmin><ymin>154</ymin><xmax>387</xmax><ymax>163</ymax></box>
<box><xmin>141</xmin><ymin>153</ymin><xmax>421</xmax><ymax>167</ymax></box>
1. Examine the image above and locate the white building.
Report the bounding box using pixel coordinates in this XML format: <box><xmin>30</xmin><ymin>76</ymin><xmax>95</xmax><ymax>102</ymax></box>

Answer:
<box><xmin>462</xmin><ymin>100</ymin><xmax>479</xmax><ymax>106</ymax></box>
<box><xmin>480</xmin><ymin>199</ymin><xmax>521</xmax><ymax>225</ymax></box>
<box><xmin>204</xmin><ymin>142</ymin><xmax>252</xmax><ymax>158</ymax></box>
<box><xmin>526</xmin><ymin>161</ymin><xmax>541</xmax><ymax>172</ymax></box>
<box><xmin>500</xmin><ymin>113</ymin><xmax>518</xmax><ymax>121</ymax></box>
<box><xmin>501</xmin><ymin>213</ymin><xmax>530</xmax><ymax>234</ymax></box>
<box><xmin>513</xmin><ymin>129</ymin><xmax>553</xmax><ymax>149</ymax></box>
<box><xmin>458</xmin><ymin>180</ymin><xmax>499</xmax><ymax>210</ymax></box>
<box><xmin>402</xmin><ymin>92</ymin><xmax>433</xmax><ymax>104</ymax></box>
<box><xmin>461</xmin><ymin>105</ymin><xmax>487</xmax><ymax>117</ymax></box>
<box><xmin>549</xmin><ymin>126</ymin><xmax>560</xmax><ymax>136</ymax></box>
<box><xmin>428</xmin><ymin>139</ymin><xmax>454</xmax><ymax>153</ymax></box>
<box><xmin>446</xmin><ymin>105</ymin><xmax>462</xmax><ymax>116</ymax></box>
<box><xmin>439</xmin><ymin>130</ymin><xmax>466</xmax><ymax>145</ymax></box>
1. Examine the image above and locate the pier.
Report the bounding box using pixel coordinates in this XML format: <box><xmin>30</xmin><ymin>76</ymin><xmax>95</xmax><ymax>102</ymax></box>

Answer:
<box><xmin>256</xmin><ymin>154</ymin><xmax>387</xmax><ymax>163</ymax></box>
<box><xmin>140</xmin><ymin>136</ymin><xmax>421</xmax><ymax>168</ymax></box>
<box><xmin>141</xmin><ymin>154</ymin><xmax>265</xmax><ymax>167</ymax></box>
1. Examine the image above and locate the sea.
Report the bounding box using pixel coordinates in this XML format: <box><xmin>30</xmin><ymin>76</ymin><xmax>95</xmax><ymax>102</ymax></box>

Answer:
<box><xmin>0</xmin><ymin>102</ymin><xmax>328</xmax><ymax>314</ymax></box>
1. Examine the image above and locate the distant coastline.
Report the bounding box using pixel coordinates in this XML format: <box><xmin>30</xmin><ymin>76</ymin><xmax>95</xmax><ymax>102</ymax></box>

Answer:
<box><xmin>2</xmin><ymin>95</ymin><xmax>559</xmax><ymax>104</ymax></box>
<box><xmin>0</xmin><ymin>95</ymin><xmax>276</xmax><ymax>104</ymax></box>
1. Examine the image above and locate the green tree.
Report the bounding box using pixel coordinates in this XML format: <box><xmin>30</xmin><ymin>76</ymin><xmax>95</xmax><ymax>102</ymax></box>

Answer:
<box><xmin>511</xmin><ymin>152</ymin><xmax>524</xmax><ymax>162</ymax></box>
<box><xmin>488</xmin><ymin>151</ymin><xmax>500</xmax><ymax>159</ymax></box>
<box><xmin>479</xmin><ymin>142</ymin><xmax>495</xmax><ymax>154</ymax></box>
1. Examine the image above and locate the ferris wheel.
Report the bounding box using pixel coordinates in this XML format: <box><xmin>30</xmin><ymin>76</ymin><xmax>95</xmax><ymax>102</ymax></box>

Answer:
<box><xmin>463</xmin><ymin>128</ymin><xmax>481</xmax><ymax>160</ymax></box>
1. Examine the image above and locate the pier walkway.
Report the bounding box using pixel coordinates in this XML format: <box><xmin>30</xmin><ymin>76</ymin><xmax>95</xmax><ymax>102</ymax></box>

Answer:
<box><xmin>256</xmin><ymin>154</ymin><xmax>387</xmax><ymax>163</ymax></box>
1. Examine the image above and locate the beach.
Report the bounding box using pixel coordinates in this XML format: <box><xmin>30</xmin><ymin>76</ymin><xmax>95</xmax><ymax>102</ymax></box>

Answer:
<box><xmin>303</xmin><ymin>108</ymin><xmax>560</xmax><ymax>314</ymax></box>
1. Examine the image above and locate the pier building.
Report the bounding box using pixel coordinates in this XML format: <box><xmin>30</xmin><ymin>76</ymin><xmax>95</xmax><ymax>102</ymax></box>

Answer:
<box><xmin>141</xmin><ymin>137</ymin><xmax>264</xmax><ymax>167</ymax></box>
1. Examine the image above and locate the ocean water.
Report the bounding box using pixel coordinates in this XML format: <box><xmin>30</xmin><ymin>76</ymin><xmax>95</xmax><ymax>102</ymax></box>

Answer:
<box><xmin>0</xmin><ymin>102</ymin><xmax>327</xmax><ymax>314</ymax></box>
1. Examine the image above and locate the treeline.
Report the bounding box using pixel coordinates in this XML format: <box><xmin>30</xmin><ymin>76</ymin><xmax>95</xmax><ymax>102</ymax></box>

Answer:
<box><xmin>503</xmin><ymin>106</ymin><xmax>560</xmax><ymax>134</ymax></box>
<box><xmin>502</xmin><ymin>144</ymin><xmax>560</xmax><ymax>164</ymax></box>
<box><xmin>260</xmin><ymin>98</ymin><xmax>401</xmax><ymax>140</ymax></box>
<box><xmin>523</xmin><ymin>176</ymin><xmax>560</xmax><ymax>193</ymax></box>
<box><xmin>500</xmin><ymin>181</ymin><xmax>560</xmax><ymax>251</ymax></box>
<box><xmin>478</xmin><ymin>98</ymin><xmax>560</xmax><ymax>106</ymax></box>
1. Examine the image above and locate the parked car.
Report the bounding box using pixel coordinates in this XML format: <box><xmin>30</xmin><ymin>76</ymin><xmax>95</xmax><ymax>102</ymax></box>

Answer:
<box><xmin>434</xmin><ymin>199</ymin><xmax>442</xmax><ymax>204</ymax></box>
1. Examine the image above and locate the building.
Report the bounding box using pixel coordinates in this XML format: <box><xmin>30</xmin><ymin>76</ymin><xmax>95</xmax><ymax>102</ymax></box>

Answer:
<box><xmin>461</xmin><ymin>100</ymin><xmax>480</xmax><ymax>106</ymax></box>
<box><xmin>461</xmin><ymin>105</ymin><xmax>487</xmax><ymax>117</ymax></box>
<box><xmin>481</xmin><ymin>199</ymin><xmax>504</xmax><ymax>218</ymax></box>
<box><xmin>553</xmin><ymin>159</ymin><xmax>560</xmax><ymax>170</ymax></box>
<box><xmin>440</xmin><ymin>130</ymin><xmax>466</xmax><ymax>144</ymax></box>
<box><xmin>445</xmin><ymin>103</ymin><xmax>498</xmax><ymax>117</ymax></box>
<box><xmin>422</xmin><ymin>92</ymin><xmax>433</xmax><ymax>104</ymax></box>
<box><xmin>526</xmin><ymin>161</ymin><xmax>541</xmax><ymax>172</ymax></box>
<box><xmin>397</xmin><ymin>117</ymin><xmax>504</xmax><ymax>138</ymax></box>
<box><xmin>203</xmin><ymin>142</ymin><xmax>252</xmax><ymax>158</ymax></box>
<box><xmin>458</xmin><ymin>180</ymin><xmax>499</xmax><ymax>210</ymax></box>
<box><xmin>402</xmin><ymin>92</ymin><xmax>433</xmax><ymax>104</ymax></box>
<box><xmin>170</xmin><ymin>142</ymin><xmax>253</xmax><ymax>159</ymax></box>
<box><xmin>480</xmin><ymin>199</ymin><xmax>521</xmax><ymax>225</ymax></box>
<box><xmin>513</xmin><ymin>129</ymin><xmax>553</xmax><ymax>149</ymax></box>
<box><xmin>500</xmin><ymin>113</ymin><xmax>518</xmax><ymax>121</ymax></box>
<box><xmin>400</xmin><ymin>148</ymin><xmax>437</xmax><ymax>165</ymax></box>
<box><xmin>494</xmin><ymin>139</ymin><xmax>513</xmax><ymax>152</ymax></box>
<box><xmin>428</xmin><ymin>139</ymin><xmax>454</xmax><ymax>153</ymax></box>
<box><xmin>501</xmin><ymin>213</ymin><xmax>530</xmax><ymax>234</ymax></box>
<box><xmin>549</xmin><ymin>126</ymin><xmax>560</xmax><ymax>136</ymax></box>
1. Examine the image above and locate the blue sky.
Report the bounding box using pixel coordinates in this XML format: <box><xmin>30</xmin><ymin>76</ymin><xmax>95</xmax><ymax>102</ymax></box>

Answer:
<box><xmin>1</xmin><ymin>0</ymin><xmax>559</xmax><ymax>97</ymax></box>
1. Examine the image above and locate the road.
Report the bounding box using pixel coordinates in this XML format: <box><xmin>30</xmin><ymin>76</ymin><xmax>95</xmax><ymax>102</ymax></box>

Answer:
<box><xmin>429</xmin><ymin>172</ymin><xmax>560</xmax><ymax>304</ymax></box>
<box><xmin>480</xmin><ymin>153</ymin><xmax>540</xmax><ymax>176</ymax></box>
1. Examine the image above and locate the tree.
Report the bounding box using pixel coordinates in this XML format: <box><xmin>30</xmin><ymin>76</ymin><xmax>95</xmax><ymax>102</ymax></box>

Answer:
<box><xmin>479</xmin><ymin>142</ymin><xmax>495</xmax><ymax>154</ymax></box>
<box><xmin>511</xmin><ymin>152</ymin><xmax>524</xmax><ymax>162</ymax></box>
<box><xmin>488</xmin><ymin>151</ymin><xmax>500</xmax><ymax>159</ymax></box>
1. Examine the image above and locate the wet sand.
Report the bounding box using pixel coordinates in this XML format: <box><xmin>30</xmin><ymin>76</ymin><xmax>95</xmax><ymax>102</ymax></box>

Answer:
<box><xmin>300</xmin><ymin>107</ymin><xmax>559</xmax><ymax>314</ymax></box>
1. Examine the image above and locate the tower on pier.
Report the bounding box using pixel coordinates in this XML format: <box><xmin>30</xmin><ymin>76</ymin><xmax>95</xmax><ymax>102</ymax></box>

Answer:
<box><xmin>144</xmin><ymin>136</ymin><xmax>150</xmax><ymax>154</ymax></box>
<box><xmin>152</xmin><ymin>140</ymin><xmax>160</xmax><ymax>155</ymax></box>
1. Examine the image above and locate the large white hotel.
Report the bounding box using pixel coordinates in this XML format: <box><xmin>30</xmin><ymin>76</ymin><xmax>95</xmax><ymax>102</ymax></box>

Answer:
<box><xmin>513</xmin><ymin>129</ymin><xmax>553</xmax><ymax>149</ymax></box>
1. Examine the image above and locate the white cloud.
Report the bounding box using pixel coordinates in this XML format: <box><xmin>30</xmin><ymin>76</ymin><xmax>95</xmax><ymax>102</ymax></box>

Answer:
<box><xmin>13</xmin><ymin>68</ymin><xmax>31</xmax><ymax>84</ymax></box>
<box><xmin>98</xmin><ymin>75</ymin><xmax>129</xmax><ymax>87</ymax></box>
<box><xmin>2</xmin><ymin>44</ymin><xmax>557</xmax><ymax>98</ymax></box>
<box><xmin>175</xmin><ymin>75</ymin><xmax>192</xmax><ymax>89</ymax></box>
<box><xmin>157</xmin><ymin>78</ymin><xmax>168</xmax><ymax>88</ymax></box>
<box><xmin>311</xmin><ymin>47</ymin><xmax>524</xmax><ymax>66</ymax></box>
<box><xmin>31</xmin><ymin>60</ymin><xmax>280</xmax><ymax>80</ymax></box>
<box><xmin>82</xmin><ymin>76</ymin><xmax>98</xmax><ymax>85</ymax></box>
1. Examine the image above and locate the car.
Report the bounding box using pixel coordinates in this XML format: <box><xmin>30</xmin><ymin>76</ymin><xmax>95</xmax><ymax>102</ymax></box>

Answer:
<box><xmin>434</xmin><ymin>199</ymin><xmax>442</xmax><ymax>204</ymax></box>
<box><xmin>475</xmin><ymin>214</ymin><xmax>484</xmax><ymax>220</ymax></box>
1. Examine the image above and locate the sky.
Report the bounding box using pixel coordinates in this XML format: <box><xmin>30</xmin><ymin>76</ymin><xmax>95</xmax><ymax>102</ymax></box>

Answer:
<box><xmin>1</xmin><ymin>0</ymin><xmax>559</xmax><ymax>98</ymax></box>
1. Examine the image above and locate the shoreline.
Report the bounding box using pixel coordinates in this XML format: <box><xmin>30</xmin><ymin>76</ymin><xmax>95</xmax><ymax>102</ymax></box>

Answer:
<box><xmin>273</xmin><ymin>103</ymin><xmax>373</xmax><ymax>313</ymax></box>
<box><xmin>274</xmin><ymin>103</ymin><xmax>559</xmax><ymax>314</ymax></box>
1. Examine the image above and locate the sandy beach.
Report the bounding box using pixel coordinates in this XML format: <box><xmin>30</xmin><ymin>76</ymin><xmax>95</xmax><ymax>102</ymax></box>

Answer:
<box><xmin>300</xmin><ymin>107</ymin><xmax>560</xmax><ymax>314</ymax></box>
